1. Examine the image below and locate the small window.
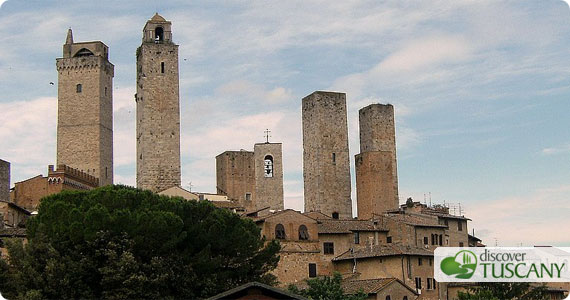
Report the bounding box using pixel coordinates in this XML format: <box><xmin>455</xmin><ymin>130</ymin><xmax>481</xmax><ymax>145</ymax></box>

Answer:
<box><xmin>264</xmin><ymin>155</ymin><xmax>274</xmax><ymax>178</ymax></box>
<box><xmin>308</xmin><ymin>263</ymin><xmax>317</xmax><ymax>278</ymax></box>
<box><xmin>429</xmin><ymin>258</ymin><xmax>433</xmax><ymax>266</ymax></box>
<box><xmin>387</xmin><ymin>236</ymin><xmax>392</xmax><ymax>243</ymax></box>
<box><xmin>161</xmin><ymin>62</ymin><xmax>165</xmax><ymax>73</ymax></box>
<box><xmin>458</xmin><ymin>221</ymin><xmax>463</xmax><ymax>231</ymax></box>
<box><xmin>332</xmin><ymin>152</ymin><xmax>336</xmax><ymax>163</ymax></box>
<box><xmin>459</xmin><ymin>242</ymin><xmax>464</xmax><ymax>247</ymax></box>
<box><xmin>155</xmin><ymin>27</ymin><xmax>164</xmax><ymax>42</ymax></box>
<box><xmin>105</xmin><ymin>87</ymin><xmax>107</xmax><ymax>96</ymax></box>
<box><xmin>415</xmin><ymin>277</ymin><xmax>422</xmax><ymax>290</ymax></box>
<box><xmin>354</xmin><ymin>232</ymin><xmax>360</xmax><ymax>244</ymax></box>
<box><xmin>275</xmin><ymin>224</ymin><xmax>286</xmax><ymax>239</ymax></box>
<box><xmin>403</xmin><ymin>297</ymin><xmax>408</xmax><ymax>300</ymax></box>
<box><xmin>444</xmin><ymin>219</ymin><xmax>449</xmax><ymax>227</ymax></box>
<box><xmin>105</xmin><ymin>167</ymin><xmax>108</xmax><ymax>179</ymax></box>
<box><xmin>386</xmin><ymin>296</ymin><xmax>391</xmax><ymax>300</ymax></box>
<box><xmin>423</xmin><ymin>237</ymin><xmax>428</xmax><ymax>245</ymax></box>
<box><xmin>418</xmin><ymin>257</ymin><xmax>422</xmax><ymax>266</ymax></box>
<box><xmin>427</xmin><ymin>278</ymin><xmax>432</xmax><ymax>290</ymax></box>
<box><xmin>76</xmin><ymin>84</ymin><xmax>82</xmax><ymax>93</ymax></box>
<box><xmin>439</xmin><ymin>234</ymin><xmax>443</xmax><ymax>246</ymax></box>
<box><xmin>299</xmin><ymin>225</ymin><xmax>309</xmax><ymax>240</ymax></box>
<box><xmin>245</xmin><ymin>193</ymin><xmax>252</xmax><ymax>201</ymax></box>
<box><xmin>332</xmin><ymin>212</ymin><xmax>339</xmax><ymax>219</ymax></box>
<box><xmin>323</xmin><ymin>242</ymin><xmax>334</xmax><ymax>255</ymax></box>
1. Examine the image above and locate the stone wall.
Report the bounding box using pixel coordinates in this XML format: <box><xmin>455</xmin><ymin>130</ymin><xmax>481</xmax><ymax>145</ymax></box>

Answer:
<box><xmin>56</xmin><ymin>39</ymin><xmax>114</xmax><ymax>187</ymax></box>
<box><xmin>254</xmin><ymin>143</ymin><xmax>284</xmax><ymax>211</ymax></box>
<box><xmin>136</xmin><ymin>15</ymin><xmax>181</xmax><ymax>192</ymax></box>
<box><xmin>302</xmin><ymin>91</ymin><xmax>352</xmax><ymax>219</ymax></box>
<box><xmin>216</xmin><ymin>151</ymin><xmax>255</xmax><ymax>210</ymax></box>
<box><xmin>0</xmin><ymin>160</ymin><xmax>9</xmax><ymax>202</ymax></box>
<box><xmin>356</xmin><ymin>104</ymin><xmax>399</xmax><ymax>218</ymax></box>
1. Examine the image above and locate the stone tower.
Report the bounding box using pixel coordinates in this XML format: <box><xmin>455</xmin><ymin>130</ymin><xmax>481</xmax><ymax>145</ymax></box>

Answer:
<box><xmin>216</xmin><ymin>150</ymin><xmax>255</xmax><ymax>209</ymax></box>
<box><xmin>56</xmin><ymin>29</ymin><xmax>114</xmax><ymax>186</ymax></box>
<box><xmin>302</xmin><ymin>91</ymin><xmax>352</xmax><ymax>219</ymax></box>
<box><xmin>136</xmin><ymin>13</ymin><xmax>181</xmax><ymax>192</ymax></box>
<box><xmin>355</xmin><ymin>104</ymin><xmax>399</xmax><ymax>219</ymax></box>
<box><xmin>254</xmin><ymin>142</ymin><xmax>284</xmax><ymax>211</ymax></box>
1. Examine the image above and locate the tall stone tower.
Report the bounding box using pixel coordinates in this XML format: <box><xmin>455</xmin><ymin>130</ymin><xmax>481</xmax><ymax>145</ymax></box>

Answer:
<box><xmin>302</xmin><ymin>91</ymin><xmax>352</xmax><ymax>219</ymax></box>
<box><xmin>254</xmin><ymin>142</ymin><xmax>284</xmax><ymax>211</ymax></box>
<box><xmin>136</xmin><ymin>13</ymin><xmax>181</xmax><ymax>192</ymax></box>
<box><xmin>216</xmin><ymin>150</ymin><xmax>256</xmax><ymax>209</ymax></box>
<box><xmin>56</xmin><ymin>29</ymin><xmax>114</xmax><ymax>186</ymax></box>
<box><xmin>355</xmin><ymin>104</ymin><xmax>399</xmax><ymax>219</ymax></box>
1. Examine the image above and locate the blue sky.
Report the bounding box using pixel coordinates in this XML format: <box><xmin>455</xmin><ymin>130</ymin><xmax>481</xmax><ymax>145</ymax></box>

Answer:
<box><xmin>0</xmin><ymin>0</ymin><xmax>569</xmax><ymax>246</ymax></box>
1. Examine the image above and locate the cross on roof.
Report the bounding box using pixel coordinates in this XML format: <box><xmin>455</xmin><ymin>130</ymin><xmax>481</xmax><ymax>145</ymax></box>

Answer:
<box><xmin>264</xmin><ymin>129</ymin><xmax>271</xmax><ymax>143</ymax></box>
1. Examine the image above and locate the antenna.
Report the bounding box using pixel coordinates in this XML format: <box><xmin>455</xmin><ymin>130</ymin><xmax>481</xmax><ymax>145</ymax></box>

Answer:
<box><xmin>429</xmin><ymin>192</ymin><xmax>432</xmax><ymax>207</ymax></box>
<box><xmin>264</xmin><ymin>128</ymin><xmax>271</xmax><ymax>143</ymax></box>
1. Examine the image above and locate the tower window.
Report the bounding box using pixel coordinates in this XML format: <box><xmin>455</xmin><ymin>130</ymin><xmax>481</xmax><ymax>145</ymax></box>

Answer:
<box><xmin>76</xmin><ymin>84</ymin><xmax>82</xmax><ymax>93</ymax></box>
<box><xmin>323</xmin><ymin>242</ymin><xmax>334</xmax><ymax>254</ymax></box>
<box><xmin>264</xmin><ymin>155</ymin><xmax>273</xmax><ymax>178</ymax></box>
<box><xmin>155</xmin><ymin>27</ymin><xmax>164</xmax><ymax>43</ymax></box>
<box><xmin>458</xmin><ymin>221</ymin><xmax>463</xmax><ymax>231</ymax></box>
<box><xmin>332</xmin><ymin>212</ymin><xmax>339</xmax><ymax>219</ymax></box>
<box><xmin>332</xmin><ymin>152</ymin><xmax>336</xmax><ymax>164</ymax></box>
<box><xmin>161</xmin><ymin>62</ymin><xmax>165</xmax><ymax>73</ymax></box>
<box><xmin>105</xmin><ymin>87</ymin><xmax>107</xmax><ymax>96</ymax></box>
<box><xmin>299</xmin><ymin>225</ymin><xmax>309</xmax><ymax>240</ymax></box>
<box><xmin>275</xmin><ymin>224</ymin><xmax>286</xmax><ymax>239</ymax></box>
<box><xmin>245</xmin><ymin>193</ymin><xmax>252</xmax><ymax>201</ymax></box>
<box><xmin>308</xmin><ymin>263</ymin><xmax>317</xmax><ymax>278</ymax></box>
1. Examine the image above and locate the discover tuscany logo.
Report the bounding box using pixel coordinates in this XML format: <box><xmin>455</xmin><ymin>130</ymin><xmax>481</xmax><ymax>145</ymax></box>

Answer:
<box><xmin>435</xmin><ymin>247</ymin><xmax>570</xmax><ymax>282</ymax></box>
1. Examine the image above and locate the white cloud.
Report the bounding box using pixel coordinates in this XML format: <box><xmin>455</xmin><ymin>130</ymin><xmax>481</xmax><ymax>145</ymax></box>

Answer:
<box><xmin>542</xmin><ymin>143</ymin><xmax>570</xmax><ymax>155</ymax></box>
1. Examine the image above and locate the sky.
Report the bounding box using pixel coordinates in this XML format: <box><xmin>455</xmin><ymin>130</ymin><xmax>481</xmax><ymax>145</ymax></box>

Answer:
<box><xmin>0</xmin><ymin>0</ymin><xmax>569</xmax><ymax>246</ymax></box>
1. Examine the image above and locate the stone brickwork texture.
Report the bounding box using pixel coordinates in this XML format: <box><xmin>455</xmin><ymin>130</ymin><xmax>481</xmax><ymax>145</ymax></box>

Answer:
<box><xmin>302</xmin><ymin>91</ymin><xmax>352</xmax><ymax>219</ymax></box>
<box><xmin>356</xmin><ymin>104</ymin><xmax>399</xmax><ymax>218</ymax></box>
<box><xmin>216</xmin><ymin>151</ymin><xmax>256</xmax><ymax>210</ymax></box>
<box><xmin>0</xmin><ymin>160</ymin><xmax>9</xmax><ymax>202</ymax></box>
<box><xmin>254</xmin><ymin>143</ymin><xmax>284</xmax><ymax>211</ymax></box>
<box><xmin>56</xmin><ymin>31</ymin><xmax>114</xmax><ymax>187</ymax></box>
<box><xmin>136</xmin><ymin>14</ymin><xmax>181</xmax><ymax>192</ymax></box>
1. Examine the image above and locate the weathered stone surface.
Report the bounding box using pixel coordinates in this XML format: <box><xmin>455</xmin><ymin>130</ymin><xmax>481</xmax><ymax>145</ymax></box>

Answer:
<box><xmin>0</xmin><ymin>160</ymin><xmax>9</xmax><ymax>203</ymax></box>
<box><xmin>136</xmin><ymin>14</ymin><xmax>181</xmax><ymax>192</ymax></box>
<box><xmin>254</xmin><ymin>143</ymin><xmax>284</xmax><ymax>211</ymax></box>
<box><xmin>302</xmin><ymin>91</ymin><xmax>352</xmax><ymax>219</ymax></box>
<box><xmin>216</xmin><ymin>151</ymin><xmax>255</xmax><ymax>210</ymax></box>
<box><xmin>56</xmin><ymin>31</ymin><xmax>114</xmax><ymax>186</ymax></box>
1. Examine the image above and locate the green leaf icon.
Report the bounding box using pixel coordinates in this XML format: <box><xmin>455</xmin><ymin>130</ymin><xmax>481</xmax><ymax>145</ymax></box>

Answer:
<box><xmin>440</xmin><ymin>250</ymin><xmax>477</xmax><ymax>279</ymax></box>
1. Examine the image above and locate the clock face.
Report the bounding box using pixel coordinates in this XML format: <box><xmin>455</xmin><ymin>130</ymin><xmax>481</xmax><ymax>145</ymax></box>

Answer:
<box><xmin>264</xmin><ymin>159</ymin><xmax>273</xmax><ymax>177</ymax></box>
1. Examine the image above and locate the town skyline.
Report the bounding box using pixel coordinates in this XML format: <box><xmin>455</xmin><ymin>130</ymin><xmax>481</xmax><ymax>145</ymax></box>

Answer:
<box><xmin>0</xmin><ymin>0</ymin><xmax>569</xmax><ymax>246</ymax></box>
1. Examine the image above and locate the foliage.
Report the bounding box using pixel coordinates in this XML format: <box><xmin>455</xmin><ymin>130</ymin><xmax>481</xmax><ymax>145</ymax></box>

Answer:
<box><xmin>0</xmin><ymin>185</ymin><xmax>280</xmax><ymax>299</ymax></box>
<box><xmin>288</xmin><ymin>272</ymin><xmax>367</xmax><ymax>300</ymax></box>
<box><xmin>457</xmin><ymin>282</ymin><xmax>550</xmax><ymax>300</ymax></box>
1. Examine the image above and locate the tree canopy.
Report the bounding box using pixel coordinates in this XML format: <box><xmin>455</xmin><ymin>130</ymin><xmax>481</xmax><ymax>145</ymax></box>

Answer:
<box><xmin>288</xmin><ymin>272</ymin><xmax>367</xmax><ymax>300</ymax></box>
<box><xmin>0</xmin><ymin>185</ymin><xmax>280</xmax><ymax>299</ymax></box>
<box><xmin>457</xmin><ymin>282</ymin><xmax>550</xmax><ymax>300</ymax></box>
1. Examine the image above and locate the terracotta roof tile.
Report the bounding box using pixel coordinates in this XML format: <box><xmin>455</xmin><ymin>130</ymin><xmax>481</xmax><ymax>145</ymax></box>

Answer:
<box><xmin>318</xmin><ymin>219</ymin><xmax>388</xmax><ymax>234</ymax></box>
<box><xmin>333</xmin><ymin>243</ymin><xmax>433</xmax><ymax>261</ymax></box>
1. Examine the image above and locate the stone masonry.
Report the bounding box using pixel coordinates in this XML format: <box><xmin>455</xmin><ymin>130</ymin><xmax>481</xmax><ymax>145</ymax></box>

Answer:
<box><xmin>356</xmin><ymin>104</ymin><xmax>399</xmax><ymax>219</ymax></box>
<box><xmin>216</xmin><ymin>151</ymin><xmax>256</xmax><ymax>210</ymax></box>
<box><xmin>56</xmin><ymin>29</ymin><xmax>114</xmax><ymax>186</ymax></box>
<box><xmin>302</xmin><ymin>91</ymin><xmax>352</xmax><ymax>219</ymax></box>
<box><xmin>254</xmin><ymin>142</ymin><xmax>284</xmax><ymax>211</ymax></box>
<box><xmin>0</xmin><ymin>160</ymin><xmax>9</xmax><ymax>202</ymax></box>
<box><xmin>136</xmin><ymin>14</ymin><xmax>181</xmax><ymax>192</ymax></box>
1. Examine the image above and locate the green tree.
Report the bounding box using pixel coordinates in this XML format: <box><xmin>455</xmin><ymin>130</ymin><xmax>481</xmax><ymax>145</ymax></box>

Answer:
<box><xmin>457</xmin><ymin>282</ymin><xmax>549</xmax><ymax>300</ymax></box>
<box><xmin>0</xmin><ymin>185</ymin><xmax>280</xmax><ymax>299</ymax></box>
<box><xmin>288</xmin><ymin>272</ymin><xmax>367</xmax><ymax>300</ymax></box>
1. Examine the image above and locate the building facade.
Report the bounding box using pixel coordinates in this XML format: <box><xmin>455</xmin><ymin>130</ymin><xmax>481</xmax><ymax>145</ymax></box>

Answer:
<box><xmin>302</xmin><ymin>91</ymin><xmax>352</xmax><ymax>219</ymax></box>
<box><xmin>56</xmin><ymin>29</ymin><xmax>114</xmax><ymax>186</ymax></box>
<box><xmin>254</xmin><ymin>142</ymin><xmax>284</xmax><ymax>211</ymax></box>
<box><xmin>136</xmin><ymin>13</ymin><xmax>181</xmax><ymax>192</ymax></box>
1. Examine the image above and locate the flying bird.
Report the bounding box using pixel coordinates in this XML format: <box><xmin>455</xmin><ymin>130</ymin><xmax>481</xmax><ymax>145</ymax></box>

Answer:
<box><xmin>49</xmin><ymin>82</ymin><xmax>54</xmax><ymax>85</ymax></box>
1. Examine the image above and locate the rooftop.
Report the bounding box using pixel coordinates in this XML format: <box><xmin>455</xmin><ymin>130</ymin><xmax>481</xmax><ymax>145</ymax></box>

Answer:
<box><xmin>334</xmin><ymin>243</ymin><xmax>433</xmax><ymax>261</ymax></box>
<box><xmin>318</xmin><ymin>219</ymin><xmax>388</xmax><ymax>234</ymax></box>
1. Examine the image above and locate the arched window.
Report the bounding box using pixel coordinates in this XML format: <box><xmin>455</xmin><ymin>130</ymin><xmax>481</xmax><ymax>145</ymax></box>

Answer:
<box><xmin>264</xmin><ymin>155</ymin><xmax>273</xmax><ymax>178</ymax></box>
<box><xmin>155</xmin><ymin>27</ymin><xmax>164</xmax><ymax>42</ymax></box>
<box><xmin>299</xmin><ymin>225</ymin><xmax>309</xmax><ymax>240</ymax></box>
<box><xmin>275</xmin><ymin>224</ymin><xmax>286</xmax><ymax>239</ymax></box>
<box><xmin>403</xmin><ymin>297</ymin><xmax>408</xmax><ymax>300</ymax></box>
<box><xmin>385</xmin><ymin>296</ymin><xmax>391</xmax><ymax>300</ymax></box>
<box><xmin>76</xmin><ymin>84</ymin><xmax>82</xmax><ymax>93</ymax></box>
<box><xmin>74</xmin><ymin>48</ymin><xmax>94</xmax><ymax>57</ymax></box>
<box><xmin>332</xmin><ymin>212</ymin><xmax>339</xmax><ymax>219</ymax></box>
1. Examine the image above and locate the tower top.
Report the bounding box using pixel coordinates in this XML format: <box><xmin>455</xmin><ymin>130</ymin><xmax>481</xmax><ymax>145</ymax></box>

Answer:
<box><xmin>142</xmin><ymin>13</ymin><xmax>173</xmax><ymax>44</ymax></box>
<box><xmin>61</xmin><ymin>29</ymin><xmax>108</xmax><ymax>59</ymax></box>
<box><xmin>65</xmin><ymin>28</ymin><xmax>73</xmax><ymax>45</ymax></box>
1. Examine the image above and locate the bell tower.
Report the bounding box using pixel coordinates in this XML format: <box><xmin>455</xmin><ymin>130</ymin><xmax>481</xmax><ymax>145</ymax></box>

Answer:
<box><xmin>136</xmin><ymin>14</ymin><xmax>181</xmax><ymax>192</ymax></box>
<box><xmin>56</xmin><ymin>28</ymin><xmax>114</xmax><ymax>186</ymax></box>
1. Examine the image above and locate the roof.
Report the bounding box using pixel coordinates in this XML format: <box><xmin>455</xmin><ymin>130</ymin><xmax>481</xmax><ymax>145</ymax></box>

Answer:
<box><xmin>206</xmin><ymin>281</ymin><xmax>308</xmax><ymax>300</ymax></box>
<box><xmin>318</xmin><ymin>219</ymin><xmax>388</xmax><ymax>234</ymax></box>
<box><xmin>4</xmin><ymin>202</ymin><xmax>32</xmax><ymax>215</ymax></box>
<box><xmin>384</xmin><ymin>213</ymin><xmax>447</xmax><ymax>228</ymax></box>
<box><xmin>342</xmin><ymin>278</ymin><xmax>418</xmax><ymax>296</ymax></box>
<box><xmin>150</xmin><ymin>13</ymin><xmax>166</xmax><ymax>22</ymax></box>
<box><xmin>421</xmin><ymin>209</ymin><xmax>471</xmax><ymax>221</ymax></box>
<box><xmin>303</xmin><ymin>211</ymin><xmax>332</xmax><ymax>220</ymax></box>
<box><xmin>250</xmin><ymin>209</ymin><xmax>315</xmax><ymax>224</ymax></box>
<box><xmin>333</xmin><ymin>244</ymin><xmax>433</xmax><ymax>261</ymax></box>
<box><xmin>210</xmin><ymin>200</ymin><xmax>243</xmax><ymax>209</ymax></box>
<box><xmin>468</xmin><ymin>234</ymin><xmax>481</xmax><ymax>242</ymax></box>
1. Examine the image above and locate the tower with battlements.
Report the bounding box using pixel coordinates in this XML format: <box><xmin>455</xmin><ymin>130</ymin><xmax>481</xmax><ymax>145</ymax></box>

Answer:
<box><xmin>136</xmin><ymin>13</ymin><xmax>181</xmax><ymax>192</ymax></box>
<box><xmin>56</xmin><ymin>29</ymin><xmax>114</xmax><ymax>186</ymax></box>
<box><xmin>355</xmin><ymin>104</ymin><xmax>399</xmax><ymax>219</ymax></box>
<box><xmin>302</xmin><ymin>91</ymin><xmax>352</xmax><ymax>219</ymax></box>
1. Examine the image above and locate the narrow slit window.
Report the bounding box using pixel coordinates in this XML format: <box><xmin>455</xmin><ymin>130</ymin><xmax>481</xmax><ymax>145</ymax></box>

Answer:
<box><xmin>332</xmin><ymin>152</ymin><xmax>336</xmax><ymax>163</ymax></box>
<box><xmin>76</xmin><ymin>84</ymin><xmax>82</xmax><ymax>93</ymax></box>
<box><xmin>161</xmin><ymin>62</ymin><xmax>165</xmax><ymax>73</ymax></box>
